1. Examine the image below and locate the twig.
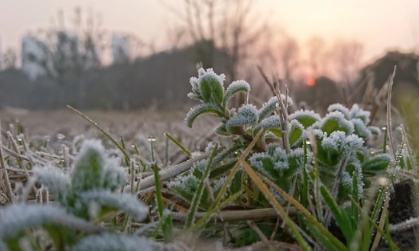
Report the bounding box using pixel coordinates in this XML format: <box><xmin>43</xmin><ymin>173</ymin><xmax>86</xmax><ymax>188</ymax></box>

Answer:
<box><xmin>247</xmin><ymin>220</ymin><xmax>268</xmax><ymax>242</ymax></box>
<box><xmin>138</xmin><ymin>153</ymin><xmax>210</xmax><ymax>191</ymax></box>
<box><xmin>0</xmin><ymin>122</ymin><xmax>14</xmax><ymax>203</ymax></box>
<box><xmin>386</xmin><ymin>66</ymin><xmax>397</xmax><ymax>158</ymax></box>
<box><xmin>257</xmin><ymin>66</ymin><xmax>291</xmax><ymax>153</ymax></box>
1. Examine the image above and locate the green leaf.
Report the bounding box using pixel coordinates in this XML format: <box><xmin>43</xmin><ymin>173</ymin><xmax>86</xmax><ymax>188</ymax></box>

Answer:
<box><xmin>226</xmin><ymin>104</ymin><xmax>258</xmax><ymax>130</ymax></box>
<box><xmin>71</xmin><ymin>140</ymin><xmax>106</xmax><ymax>193</ymax></box>
<box><xmin>289</xmin><ymin>120</ymin><xmax>304</xmax><ymax>147</ymax></box>
<box><xmin>200</xmin><ymin>75</ymin><xmax>224</xmax><ymax>105</ymax></box>
<box><xmin>214</xmin><ymin>122</ymin><xmax>232</xmax><ymax>136</ymax></box>
<box><xmin>321</xmin><ymin>111</ymin><xmax>354</xmax><ymax>135</ymax></box>
<box><xmin>223</xmin><ymin>80</ymin><xmax>250</xmax><ymax>108</ymax></box>
<box><xmin>289</xmin><ymin>110</ymin><xmax>320</xmax><ymax>128</ymax></box>
<box><xmin>321</xmin><ymin>186</ymin><xmax>354</xmax><ymax>243</ymax></box>
<box><xmin>230</xmin><ymin>170</ymin><xmax>243</xmax><ymax>194</ymax></box>
<box><xmin>185</xmin><ymin>103</ymin><xmax>224</xmax><ymax>128</ymax></box>
<box><xmin>362</xmin><ymin>154</ymin><xmax>391</xmax><ymax>175</ymax></box>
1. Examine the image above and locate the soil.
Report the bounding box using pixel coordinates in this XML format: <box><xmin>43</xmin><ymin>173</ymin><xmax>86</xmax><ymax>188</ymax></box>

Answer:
<box><xmin>375</xmin><ymin>179</ymin><xmax>418</xmax><ymax>251</ymax></box>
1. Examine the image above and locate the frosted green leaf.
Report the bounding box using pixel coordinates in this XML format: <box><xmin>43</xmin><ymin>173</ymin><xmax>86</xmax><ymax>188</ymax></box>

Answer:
<box><xmin>288</xmin><ymin>120</ymin><xmax>304</xmax><ymax>147</ymax></box>
<box><xmin>185</xmin><ymin>103</ymin><xmax>224</xmax><ymax>127</ymax></box>
<box><xmin>362</xmin><ymin>153</ymin><xmax>391</xmax><ymax>175</ymax></box>
<box><xmin>71</xmin><ymin>140</ymin><xmax>106</xmax><ymax>193</ymax></box>
<box><xmin>351</xmin><ymin>118</ymin><xmax>372</xmax><ymax>139</ymax></box>
<box><xmin>349</xmin><ymin>104</ymin><xmax>370</xmax><ymax>124</ymax></box>
<box><xmin>255</xmin><ymin>115</ymin><xmax>281</xmax><ymax>130</ymax></box>
<box><xmin>101</xmin><ymin>158</ymin><xmax>127</xmax><ymax>191</ymax></box>
<box><xmin>214</xmin><ymin>122</ymin><xmax>232</xmax><ymax>136</ymax></box>
<box><xmin>78</xmin><ymin>190</ymin><xmax>148</xmax><ymax>221</ymax></box>
<box><xmin>258</xmin><ymin>95</ymin><xmax>293</xmax><ymax>122</ymax></box>
<box><xmin>0</xmin><ymin>204</ymin><xmax>93</xmax><ymax>240</ymax></box>
<box><xmin>226</xmin><ymin>104</ymin><xmax>258</xmax><ymax>130</ymax></box>
<box><xmin>70</xmin><ymin>233</ymin><xmax>166</xmax><ymax>251</ymax></box>
<box><xmin>328</xmin><ymin>103</ymin><xmax>350</xmax><ymax>119</ymax></box>
<box><xmin>289</xmin><ymin>110</ymin><xmax>321</xmax><ymax>128</ymax></box>
<box><xmin>34</xmin><ymin>165</ymin><xmax>71</xmax><ymax>206</ymax></box>
<box><xmin>320</xmin><ymin>111</ymin><xmax>354</xmax><ymax>135</ymax></box>
<box><xmin>223</xmin><ymin>80</ymin><xmax>250</xmax><ymax>108</ymax></box>
<box><xmin>197</xmin><ymin>68</ymin><xmax>225</xmax><ymax>105</ymax></box>
<box><xmin>369</xmin><ymin>126</ymin><xmax>381</xmax><ymax>136</ymax></box>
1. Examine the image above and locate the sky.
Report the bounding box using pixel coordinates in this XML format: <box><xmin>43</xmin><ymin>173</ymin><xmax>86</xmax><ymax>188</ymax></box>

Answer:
<box><xmin>0</xmin><ymin>0</ymin><xmax>419</xmax><ymax>65</ymax></box>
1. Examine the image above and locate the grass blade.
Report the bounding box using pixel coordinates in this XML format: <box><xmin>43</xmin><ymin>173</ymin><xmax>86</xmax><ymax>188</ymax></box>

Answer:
<box><xmin>184</xmin><ymin>144</ymin><xmax>218</xmax><ymax>229</ymax></box>
<box><xmin>259</xmin><ymin>175</ymin><xmax>349</xmax><ymax>251</ymax></box>
<box><xmin>153</xmin><ymin>163</ymin><xmax>173</xmax><ymax>242</ymax></box>
<box><xmin>240</xmin><ymin>160</ymin><xmax>313</xmax><ymax>251</ymax></box>
<box><xmin>165</xmin><ymin>132</ymin><xmax>192</xmax><ymax>158</ymax></box>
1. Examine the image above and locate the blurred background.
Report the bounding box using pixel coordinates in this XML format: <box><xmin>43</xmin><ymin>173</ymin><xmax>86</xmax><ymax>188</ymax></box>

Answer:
<box><xmin>0</xmin><ymin>0</ymin><xmax>418</xmax><ymax>113</ymax></box>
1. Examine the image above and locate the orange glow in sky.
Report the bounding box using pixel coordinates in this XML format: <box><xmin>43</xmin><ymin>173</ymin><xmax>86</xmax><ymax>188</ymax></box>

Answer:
<box><xmin>306</xmin><ymin>77</ymin><xmax>316</xmax><ymax>87</ymax></box>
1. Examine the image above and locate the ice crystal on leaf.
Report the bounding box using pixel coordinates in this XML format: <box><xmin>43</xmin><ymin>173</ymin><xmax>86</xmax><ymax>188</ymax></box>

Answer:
<box><xmin>185</xmin><ymin>103</ymin><xmax>224</xmax><ymax>128</ymax></box>
<box><xmin>320</xmin><ymin>111</ymin><xmax>354</xmax><ymax>135</ymax></box>
<box><xmin>69</xmin><ymin>233</ymin><xmax>166</xmax><ymax>251</ymax></box>
<box><xmin>349</xmin><ymin>104</ymin><xmax>370</xmax><ymax>125</ymax></box>
<box><xmin>34</xmin><ymin>165</ymin><xmax>71</xmax><ymax>206</ymax></box>
<box><xmin>327</xmin><ymin>103</ymin><xmax>350</xmax><ymax>119</ymax></box>
<box><xmin>0</xmin><ymin>204</ymin><xmax>92</xmax><ymax>240</ymax></box>
<box><xmin>289</xmin><ymin>110</ymin><xmax>321</xmax><ymax>128</ymax></box>
<box><xmin>226</xmin><ymin>104</ymin><xmax>258</xmax><ymax>130</ymax></box>
<box><xmin>258</xmin><ymin>96</ymin><xmax>293</xmax><ymax>122</ymax></box>
<box><xmin>79</xmin><ymin>190</ymin><xmax>148</xmax><ymax>221</ymax></box>
<box><xmin>223</xmin><ymin>80</ymin><xmax>250</xmax><ymax>107</ymax></box>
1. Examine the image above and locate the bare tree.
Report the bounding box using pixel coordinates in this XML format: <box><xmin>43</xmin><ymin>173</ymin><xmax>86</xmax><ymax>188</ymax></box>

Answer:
<box><xmin>1</xmin><ymin>48</ymin><xmax>18</xmax><ymax>70</ymax></box>
<box><xmin>331</xmin><ymin>40</ymin><xmax>363</xmax><ymax>87</ymax></box>
<box><xmin>161</xmin><ymin>0</ymin><xmax>269</xmax><ymax>80</ymax></box>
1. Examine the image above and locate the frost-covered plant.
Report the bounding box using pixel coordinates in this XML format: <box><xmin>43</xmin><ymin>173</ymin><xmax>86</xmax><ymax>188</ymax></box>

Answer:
<box><xmin>0</xmin><ymin>140</ymin><xmax>149</xmax><ymax>251</ymax></box>
<box><xmin>182</xmin><ymin>68</ymin><xmax>391</xmax><ymax>206</ymax></box>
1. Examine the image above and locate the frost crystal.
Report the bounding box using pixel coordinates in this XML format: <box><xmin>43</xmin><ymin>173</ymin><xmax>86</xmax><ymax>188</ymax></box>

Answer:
<box><xmin>69</xmin><ymin>233</ymin><xmax>166</xmax><ymax>251</ymax></box>
<box><xmin>34</xmin><ymin>165</ymin><xmax>70</xmax><ymax>206</ymax></box>
<box><xmin>256</xmin><ymin>115</ymin><xmax>281</xmax><ymax>130</ymax></box>
<box><xmin>350</xmin><ymin>104</ymin><xmax>371</xmax><ymax>125</ymax></box>
<box><xmin>351</xmin><ymin>118</ymin><xmax>372</xmax><ymax>139</ymax></box>
<box><xmin>79</xmin><ymin>190</ymin><xmax>148</xmax><ymax>221</ymax></box>
<box><xmin>0</xmin><ymin>204</ymin><xmax>92</xmax><ymax>240</ymax></box>
<box><xmin>321</xmin><ymin>111</ymin><xmax>354</xmax><ymax>135</ymax></box>
<box><xmin>289</xmin><ymin>110</ymin><xmax>321</xmax><ymax>128</ymax></box>
<box><xmin>226</xmin><ymin>104</ymin><xmax>258</xmax><ymax>129</ymax></box>
<box><xmin>327</xmin><ymin>103</ymin><xmax>350</xmax><ymax>119</ymax></box>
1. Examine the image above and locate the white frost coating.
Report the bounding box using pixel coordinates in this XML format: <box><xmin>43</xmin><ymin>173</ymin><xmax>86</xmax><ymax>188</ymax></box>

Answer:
<box><xmin>0</xmin><ymin>204</ymin><xmax>96</xmax><ymax>239</ymax></box>
<box><xmin>350</xmin><ymin>104</ymin><xmax>371</xmax><ymax>125</ymax></box>
<box><xmin>327</xmin><ymin>103</ymin><xmax>350</xmax><ymax>119</ymax></box>
<box><xmin>321</xmin><ymin>111</ymin><xmax>354</xmax><ymax>134</ymax></box>
<box><xmin>102</xmin><ymin>158</ymin><xmax>127</xmax><ymax>191</ymax></box>
<box><xmin>72</xmin><ymin>139</ymin><xmax>106</xmax><ymax>176</ymax></box>
<box><xmin>224</xmin><ymin>80</ymin><xmax>250</xmax><ymax>103</ymax></box>
<box><xmin>259</xmin><ymin>96</ymin><xmax>293</xmax><ymax>121</ymax></box>
<box><xmin>351</xmin><ymin>118</ymin><xmax>372</xmax><ymax>139</ymax></box>
<box><xmin>79</xmin><ymin>190</ymin><xmax>148</xmax><ymax>221</ymax></box>
<box><xmin>185</xmin><ymin>103</ymin><xmax>223</xmax><ymax>127</ymax></box>
<box><xmin>256</xmin><ymin>115</ymin><xmax>281</xmax><ymax>129</ymax></box>
<box><xmin>369</xmin><ymin>126</ymin><xmax>381</xmax><ymax>136</ymax></box>
<box><xmin>70</xmin><ymin>233</ymin><xmax>167</xmax><ymax>251</ymax></box>
<box><xmin>321</xmin><ymin>131</ymin><xmax>364</xmax><ymax>156</ymax></box>
<box><xmin>167</xmin><ymin>173</ymin><xmax>199</xmax><ymax>196</ymax></box>
<box><xmin>289</xmin><ymin>110</ymin><xmax>321</xmax><ymax>125</ymax></box>
<box><xmin>197</xmin><ymin>68</ymin><xmax>226</xmax><ymax>92</ymax></box>
<box><xmin>139</xmin><ymin>153</ymin><xmax>210</xmax><ymax>191</ymax></box>
<box><xmin>226</xmin><ymin>104</ymin><xmax>258</xmax><ymax>129</ymax></box>
<box><xmin>34</xmin><ymin>165</ymin><xmax>70</xmax><ymax>205</ymax></box>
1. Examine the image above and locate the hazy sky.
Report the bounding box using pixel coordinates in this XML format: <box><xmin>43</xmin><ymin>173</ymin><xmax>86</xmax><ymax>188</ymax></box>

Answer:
<box><xmin>1</xmin><ymin>0</ymin><xmax>419</xmax><ymax>63</ymax></box>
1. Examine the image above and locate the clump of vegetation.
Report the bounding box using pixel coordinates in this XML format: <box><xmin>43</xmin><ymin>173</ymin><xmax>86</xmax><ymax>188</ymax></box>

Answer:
<box><xmin>0</xmin><ymin>68</ymin><xmax>416</xmax><ymax>251</ymax></box>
